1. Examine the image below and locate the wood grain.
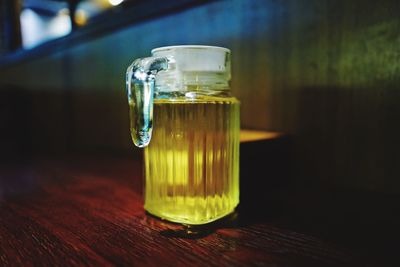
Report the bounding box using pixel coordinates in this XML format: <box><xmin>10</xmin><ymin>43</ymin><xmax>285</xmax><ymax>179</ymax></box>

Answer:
<box><xmin>0</xmin><ymin>157</ymin><xmax>360</xmax><ymax>267</ymax></box>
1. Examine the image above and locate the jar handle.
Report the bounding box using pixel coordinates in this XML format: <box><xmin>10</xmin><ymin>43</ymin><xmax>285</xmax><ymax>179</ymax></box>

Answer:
<box><xmin>126</xmin><ymin>57</ymin><xmax>169</xmax><ymax>147</ymax></box>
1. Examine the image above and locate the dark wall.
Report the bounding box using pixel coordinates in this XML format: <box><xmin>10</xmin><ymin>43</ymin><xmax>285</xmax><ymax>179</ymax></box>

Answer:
<box><xmin>0</xmin><ymin>0</ymin><xmax>399</xmax><ymax>192</ymax></box>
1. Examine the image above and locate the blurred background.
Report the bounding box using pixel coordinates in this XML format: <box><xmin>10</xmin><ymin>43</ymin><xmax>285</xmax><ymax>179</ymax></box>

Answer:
<box><xmin>0</xmin><ymin>0</ymin><xmax>399</xmax><ymax>194</ymax></box>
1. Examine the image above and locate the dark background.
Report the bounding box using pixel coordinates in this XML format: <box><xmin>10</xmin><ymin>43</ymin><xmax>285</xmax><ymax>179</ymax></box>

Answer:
<box><xmin>1</xmin><ymin>0</ymin><xmax>399</xmax><ymax>193</ymax></box>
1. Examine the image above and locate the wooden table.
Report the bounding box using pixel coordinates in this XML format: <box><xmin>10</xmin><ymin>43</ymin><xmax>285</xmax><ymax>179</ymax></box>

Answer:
<box><xmin>0</xmin><ymin>137</ymin><xmax>398</xmax><ymax>266</ymax></box>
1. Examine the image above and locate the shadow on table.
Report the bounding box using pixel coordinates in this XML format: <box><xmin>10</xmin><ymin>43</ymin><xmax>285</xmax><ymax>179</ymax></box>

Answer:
<box><xmin>154</xmin><ymin>134</ymin><xmax>400</xmax><ymax>266</ymax></box>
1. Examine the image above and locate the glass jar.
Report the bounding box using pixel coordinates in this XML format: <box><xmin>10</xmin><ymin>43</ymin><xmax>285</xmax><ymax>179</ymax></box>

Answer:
<box><xmin>126</xmin><ymin>45</ymin><xmax>240</xmax><ymax>225</ymax></box>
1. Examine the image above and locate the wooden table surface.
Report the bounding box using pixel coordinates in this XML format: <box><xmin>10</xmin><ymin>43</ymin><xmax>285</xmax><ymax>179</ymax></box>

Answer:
<box><xmin>0</xmin><ymin>156</ymin><xmax>398</xmax><ymax>267</ymax></box>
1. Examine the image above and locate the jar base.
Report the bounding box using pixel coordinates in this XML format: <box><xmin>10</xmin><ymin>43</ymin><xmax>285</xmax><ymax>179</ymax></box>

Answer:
<box><xmin>144</xmin><ymin>203</ymin><xmax>238</xmax><ymax>225</ymax></box>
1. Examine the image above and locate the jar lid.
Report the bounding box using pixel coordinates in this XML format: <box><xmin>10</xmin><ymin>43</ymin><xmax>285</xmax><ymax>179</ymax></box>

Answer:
<box><xmin>151</xmin><ymin>45</ymin><xmax>230</xmax><ymax>73</ymax></box>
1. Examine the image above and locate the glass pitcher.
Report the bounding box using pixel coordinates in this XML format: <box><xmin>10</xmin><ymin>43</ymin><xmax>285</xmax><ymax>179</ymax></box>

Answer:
<box><xmin>126</xmin><ymin>45</ymin><xmax>240</xmax><ymax>225</ymax></box>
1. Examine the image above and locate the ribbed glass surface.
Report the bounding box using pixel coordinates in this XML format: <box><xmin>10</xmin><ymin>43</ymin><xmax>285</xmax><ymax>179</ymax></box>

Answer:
<box><xmin>143</xmin><ymin>95</ymin><xmax>240</xmax><ymax>225</ymax></box>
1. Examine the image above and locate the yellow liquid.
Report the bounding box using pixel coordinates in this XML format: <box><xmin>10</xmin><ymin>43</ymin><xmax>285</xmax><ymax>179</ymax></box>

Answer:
<box><xmin>144</xmin><ymin>95</ymin><xmax>240</xmax><ymax>225</ymax></box>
